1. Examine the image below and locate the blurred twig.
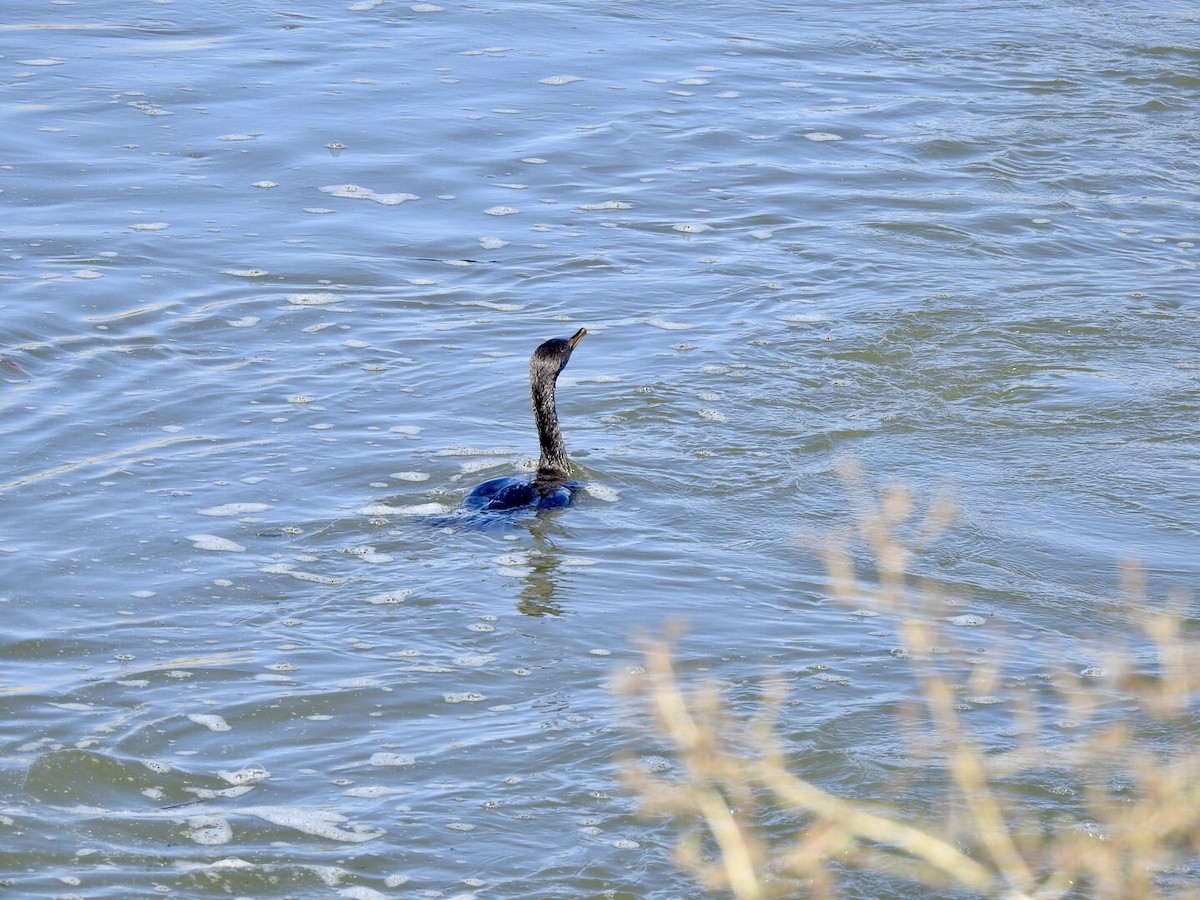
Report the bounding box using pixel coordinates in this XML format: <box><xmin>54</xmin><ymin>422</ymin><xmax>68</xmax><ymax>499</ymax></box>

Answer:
<box><xmin>622</xmin><ymin>473</ymin><xmax>1199</xmax><ymax>898</ymax></box>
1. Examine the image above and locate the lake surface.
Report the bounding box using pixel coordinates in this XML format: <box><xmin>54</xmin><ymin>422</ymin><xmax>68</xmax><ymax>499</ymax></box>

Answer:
<box><xmin>2</xmin><ymin>1</ymin><xmax>1197</xmax><ymax>896</ymax></box>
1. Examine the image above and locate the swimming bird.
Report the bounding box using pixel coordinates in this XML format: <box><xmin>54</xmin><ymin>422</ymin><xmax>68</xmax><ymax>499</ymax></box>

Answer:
<box><xmin>462</xmin><ymin>328</ymin><xmax>587</xmax><ymax>512</ymax></box>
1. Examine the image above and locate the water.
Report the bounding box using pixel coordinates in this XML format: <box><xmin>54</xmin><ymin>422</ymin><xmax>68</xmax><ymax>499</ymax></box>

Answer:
<box><xmin>2</xmin><ymin>0</ymin><xmax>1198</xmax><ymax>896</ymax></box>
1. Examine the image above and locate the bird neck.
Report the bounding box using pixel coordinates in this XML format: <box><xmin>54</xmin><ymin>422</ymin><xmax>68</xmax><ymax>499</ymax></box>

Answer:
<box><xmin>531</xmin><ymin>374</ymin><xmax>570</xmax><ymax>483</ymax></box>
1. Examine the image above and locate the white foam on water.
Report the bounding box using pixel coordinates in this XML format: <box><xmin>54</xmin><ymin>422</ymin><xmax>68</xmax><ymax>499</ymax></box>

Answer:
<box><xmin>199</xmin><ymin>856</ymin><xmax>254</xmax><ymax>870</ymax></box>
<box><xmin>583</xmin><ymin>483</ymin><xmax>619</xmax><ymax>502</ymax></box>
<box><xmin>187</xmin><ymin>535</ymin><xmax>246</xmax><ymax>553</ymax></box>
<box><xmin>261</xmin><ymin>563</ymin><xmax>347</xmax><ymax>586</ymax></box>
<box><xmin>443</xmin><ymin>691</ymin><xmax>487</xmax><ymax>703</ymax></box>
<box><xmin>455</xmin><ymin>654</ymin><xmax>495</xmax><ymax>667</ymax></box>
<box><xmin>50</xmin><ymin>702</ymin><xmax>93</xmax><ymax>712</ymax></box>
<box><xmin>579</xmin><ymin>199</ymin><xmax>632</xmax><ymax>211</ymax></box>
<box><xmin>187</xmin><ymin>713</ymin><xmax>231</xmax><ymax>732</ymax></box>
<box><xmin>357</xmin><ymin>502</ymin><xmax>448</xmax><ymax>517</ymax></box>
<box><xmin>339</xmin><ymin>546</ymin><xmax>393</xmax><ymax>564</ymax></box>
<box><xmin>462</xmin><ymin>299</ymin><xmax>521</xmax><ymax>311</ymax></box>
<box><xmin>948</xmin><ymin>614</ymin><xmax>986</xmax><ymax>627</ymax></box>
<box><xmin>640</xmin><ymin>317</ymin><xmax>694</xmax><ymax>331</ymax></box>
<box><xmin>187</xmin><ymin>785</ymin><xmax>256</xmax><ymax>801</ymax></box>
<box><xmin>339</xmin><ymin>886</ymin><xmax>388</xmax><ymax>900</ymax></box>
<box><xmin>245</xmin><ymin>806</ymin><xmax>384</xmax><ymax>842</ymax></box>
<box><xmin>199</xmin><ymin>502</ymin><xmax>273</xmax><ymax>517</ymax></box>
<box><xmin>320</xmin><ymin>184</ymin><xmax>418</xmax><ymax>206</ymax></box>
<box><xmin>287</xmin><ymin>292</ymin><xmax>340</xmax><ymax>306</ymax></box>
<box><xmin>369</xmin><ymin>752</ymin><xmax>415</xmax><ymax>767</ymax></box>
<box><xmin>436</xmin><ymin>445</ymin><xmax>519</xmax><ymax>457</ymax></box>
<box><xmin>187</xmin><ymin>816</ymin><xmax>233</xmax><ymax>845</ymax></box>
<box><xmin>344</xmin><ymin>785</ymin><xmax>408</xmax><ymax>798</ymax></box>
<box><xmin>219</xmin><ymin>766</ymin><xmax>269</xmax><ymax>785</ymax></box>
<box><xmin>336</xmin><ymin>677</ymin><xmax>382</xmax><ymax>689</ymax></box>
<box><xmin>365</xmin><ymin>590</ymin><xmax>414</xmax><ymax>605</ymax></box>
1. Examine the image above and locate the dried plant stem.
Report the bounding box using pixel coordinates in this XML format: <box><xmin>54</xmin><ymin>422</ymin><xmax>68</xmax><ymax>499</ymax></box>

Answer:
<box><xmin>623</xmin><ymin>478</ymin><xmax>1198</xmax><ymax>899</ymax></box>
<box><xmin>760</xmin><ymin>746</ymin><xmax>998</xmax><ymax>892</ymax></box>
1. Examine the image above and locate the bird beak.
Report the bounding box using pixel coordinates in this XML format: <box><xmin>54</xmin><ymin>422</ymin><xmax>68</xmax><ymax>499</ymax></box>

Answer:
<box><xmin>568</xmin><ymin>328</ymin><xmax>587</xmax><ymax>349</ymax></box>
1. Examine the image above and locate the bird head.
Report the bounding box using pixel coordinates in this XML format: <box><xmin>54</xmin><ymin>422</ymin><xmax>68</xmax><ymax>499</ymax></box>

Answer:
<box><xmin>530</xmin><ymin>327</ymin><xmax>586</xmax><ymax>379</ymax></box>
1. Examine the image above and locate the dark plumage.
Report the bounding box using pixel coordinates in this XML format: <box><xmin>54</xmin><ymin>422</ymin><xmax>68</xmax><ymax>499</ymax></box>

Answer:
<box><xmin>463</xmin><ymin>328</ymin><xmax>586</xmax><ymax>513</ymax></box>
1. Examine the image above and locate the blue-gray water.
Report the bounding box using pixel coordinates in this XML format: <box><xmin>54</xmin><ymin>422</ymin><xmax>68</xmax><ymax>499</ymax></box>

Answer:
<box><xmin>2</xmin><ymin>1</ymin><xmax>1197</xmax><ymax>896</ymax></box>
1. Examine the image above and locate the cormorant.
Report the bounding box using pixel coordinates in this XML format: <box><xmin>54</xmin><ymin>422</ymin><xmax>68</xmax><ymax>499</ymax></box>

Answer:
<box><xmin>462</xmin><ymin>327</ymin><xmax>587</xmax><ymax>512</ymax></box>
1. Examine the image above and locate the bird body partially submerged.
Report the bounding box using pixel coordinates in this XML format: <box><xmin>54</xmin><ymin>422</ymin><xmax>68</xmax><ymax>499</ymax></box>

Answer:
<box><xmin>462</xmin><ymin>474</ymin><xmax>579</xmax><ymax>512</ymax></box>
<box><xmin>462</xmin><ymin>327</ymin><xmax>586</xmax><ymax>514</ymax></box>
